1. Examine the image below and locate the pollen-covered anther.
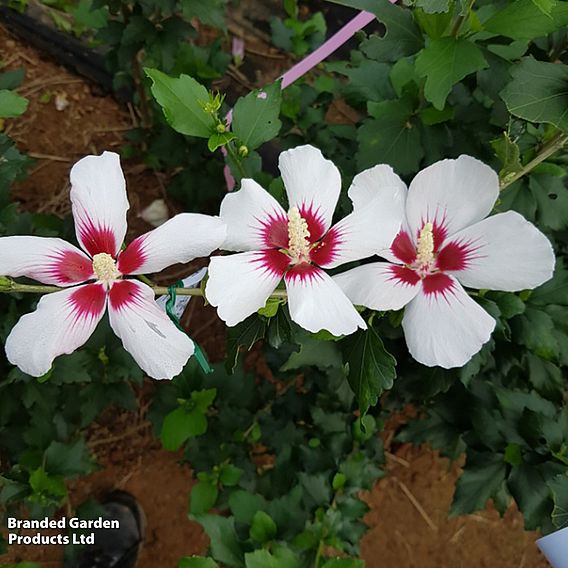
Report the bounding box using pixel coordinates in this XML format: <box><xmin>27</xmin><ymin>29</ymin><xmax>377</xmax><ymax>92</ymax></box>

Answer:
<box><xmin>92</xmin><ymin>252</ymin><xmax>120</xmax><ymax>283</ymax></box>
<box><xmin>287</xmin><ymin>206</ymin><xmax>311</xmax><ymax>262</ymax></box>
<box><xmin>416</xmin><ymin>222</ymin><xmax>435</xmax><ymax>265</ymax></box>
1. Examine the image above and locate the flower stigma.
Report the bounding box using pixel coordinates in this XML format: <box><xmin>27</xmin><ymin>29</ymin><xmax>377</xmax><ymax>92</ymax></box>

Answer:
<box><xmin>92</xmin><ymin>252</ymin><xmax>120</xmax><ymax>284</ymax></box>
<box><xmin>287</xmin><ymin>206</ymin><xmax>311</xmax><ymax>263</ymax></box>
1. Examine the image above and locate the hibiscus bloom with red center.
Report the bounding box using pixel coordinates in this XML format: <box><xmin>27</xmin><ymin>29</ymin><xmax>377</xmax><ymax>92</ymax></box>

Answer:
<box><xmin>0</xmin><ymin>152</ymin><xmax>226</xmax><ymax>379</ymax></box>
<box><xmin>205</xmin><ymin>144</ymin><xmax>406</xmax><ymax>336</ymax></box>
<box><xmin>335</xmin><ymin>155</ymin><xmax>555</xmax><ymax>368</ymax></box>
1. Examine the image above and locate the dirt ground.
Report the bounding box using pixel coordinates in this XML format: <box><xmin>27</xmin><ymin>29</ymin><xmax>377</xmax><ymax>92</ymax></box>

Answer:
<box><xmin>0</xmin><ymin>17</ymin><xmax>550</xmax><ymax>568</ymax></box>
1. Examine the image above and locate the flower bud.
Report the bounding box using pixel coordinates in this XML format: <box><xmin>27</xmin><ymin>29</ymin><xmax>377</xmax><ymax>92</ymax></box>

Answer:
<box><xmin>238</xmin><ymin>145</ymin><xmax>249</xmax><ymax>158</ymax></box>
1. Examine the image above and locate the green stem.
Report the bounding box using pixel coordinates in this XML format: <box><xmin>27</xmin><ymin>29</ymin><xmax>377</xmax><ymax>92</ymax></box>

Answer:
<box><xmin>313</xmin><ymin>539</ymin><xmax>324</xmax><ymax>568</ymax></box>
<box><xmin>450</xmin><ymin>0</ymin><xmax>475</xmax><ymax>38</ymax></box>
<box><xmin>500</xmin><ymin>132</ymin><xmax>568</xmax><ymax>191</ymax></box>
<box><xmin>0</xmin><ymin>281</ymin><xmax>289</xmax><ymax>299</ymax></box>
<box><xmin>226</xmin><ymin>141</ymin><xmax>247</xmax><ymax>179</ymax></box>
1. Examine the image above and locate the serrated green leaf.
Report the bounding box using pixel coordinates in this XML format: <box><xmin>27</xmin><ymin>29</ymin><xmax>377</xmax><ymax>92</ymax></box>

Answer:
<box><xmin>415</xmin><ymin>0</ymin><xmax>450</xmax><ymax>13</ymax></box>
<box><xmin>0</xmin><ymin>90</ymin><xmax>28</xmax><ymax>118</ymax></box>
<box><xmin>512</xmin><ymin>307</ymin><xmax>558</xmax><ymax>359</ymax></box>
<box><xmin>341</xmin><ymin>327</ymin><xmax>397</xmax><ymax>415</ymax></box>
<box><xmin>208</xmin><ymin>131</ymin><xmax>236</xmax><ymax>152</ymax></box>
<box><xmin>232</xmin><ymin>82</ymin><xmax>282</xmax><ymax>150</ymax></box>
<box><xmin>192</xmin><ymin>515</ymin><xmax>243</xmax><ymax>567</ymax></box>
<box><xmin>451</xmin><ymin>451</ymin><xmax>507</xmax><ymax>515</ymax></box>
<box><xmin>250</xmin><ymin>510</ymin><xmax>277</xmax><ymax>543</ymax></box>
<box><xmin>357</xmin><ymin>99</ymin><xmax>423</xmax><ymax>175</ymax></box>
<box><xmin>549</xmin><ymin>474</ymin><xmax>568</xmax><ymax>529</ymax></box>
<box><xmin>501</xmin><ymin>58</ymin><xmax>568</xmax><ymax>133</ymax></box>
<box><xmin>160</xmin><ymin>407</ymin><xmax>208</xmax><ymax>451</ymax></box>
<box><xmin>225</xmin><ymin>315</ymin><xmax>266</xmax><ymax>374</ymax></box>
<box><xmin>485</xmin><ymin>0</ymin><xmax>568</xmax><ymax>40</ymax></box>
<box><xmin>530</xmin><ymin>175</ymin><xmax>568</xmax><ymax>231</ymax></box>
<box><xmin>415</xmin><ymin>38</ymin><xmax>487</xmax><ymax>110</ymax></box>
<box><xmin>245</xmin><ymin>548</ymin><xmax>301</xmax><ymax>568</ymax></box>
<box><xmin>331</xmin><ymin>0</ymin><xmax>423</xmax><ymax>62</ymax></box>
<box><xmin>145</xmin><ymin>68</ymin><xmax>213</xmax><ymax>138</ymax></box>
<box><xmin>190</xmin><ymin>481</ymin><xmax>218</xmax><ymax>514</ymax></box>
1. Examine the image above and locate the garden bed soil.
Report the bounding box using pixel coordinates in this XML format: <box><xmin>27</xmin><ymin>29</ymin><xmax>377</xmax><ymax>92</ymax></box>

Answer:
<box><xmin>0</xmin><ymin>22</ymin><xmax>550</xmax><ymax>568</ymax></box>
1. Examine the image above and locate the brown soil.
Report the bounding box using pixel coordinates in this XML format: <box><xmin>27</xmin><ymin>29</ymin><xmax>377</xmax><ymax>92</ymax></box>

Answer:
<box><xmin>0</xmin><ymin>18</ymin><xmax>550</xmax><ymax>568</ymax></box>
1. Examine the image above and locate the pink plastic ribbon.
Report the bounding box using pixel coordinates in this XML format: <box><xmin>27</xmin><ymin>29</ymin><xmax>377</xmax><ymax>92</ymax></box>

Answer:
<box><xmin>279</xmin><ymin>10</ymin><xmax>376</xmax><ymax>89</ymax></box>
<box><xmin>224</xmin><ymin>7</ymin><xmax>382</xmax><ymax>190</ymax></box>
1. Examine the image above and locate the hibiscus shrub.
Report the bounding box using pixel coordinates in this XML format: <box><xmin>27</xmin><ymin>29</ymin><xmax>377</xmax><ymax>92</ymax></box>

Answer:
<box><xmin>1</xmin><ymin>0</ymin><xmax>568</xmax><ymax>565</ymax></box>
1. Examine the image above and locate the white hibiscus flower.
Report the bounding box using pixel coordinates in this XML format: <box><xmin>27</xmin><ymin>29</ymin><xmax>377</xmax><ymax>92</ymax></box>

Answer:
<box><xmin>334</xmin><ymin>155</ymin><xmax>555</xmax><ymax>368</ymax></box>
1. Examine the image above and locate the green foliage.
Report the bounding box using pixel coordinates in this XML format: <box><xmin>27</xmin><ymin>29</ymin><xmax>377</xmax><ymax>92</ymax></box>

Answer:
<box><xmin>146</xmin><ymin>69</ymin><xmax>214</xmax><ymax>138</ymax></box>
<box><xmin>232</xmin><ymin>82</ymin><xmax>283</xmax><ymax>150</ymax></box>
<box><xmin>500</xmin><ymin>58</ymin><xmax>568</xmax><ymax>132</ymax></box>
<box><xmin>341</xmin><ymin>326</ymin><xmax>396</xmax><ymax>415</ymax></box>
<box><xmin>2</xmin><ymin>0</ymin><xmax>568</xmax><ymax>564</ymax></box>
<box><xmin>415</xmin><ymin>38</ymin><xmax>487</xmax><ymax>110</ymax></box>
<box><xmin>0</xmin><ymin>90</ymin><xmax>28</xmax><ymax>118</ymax></box>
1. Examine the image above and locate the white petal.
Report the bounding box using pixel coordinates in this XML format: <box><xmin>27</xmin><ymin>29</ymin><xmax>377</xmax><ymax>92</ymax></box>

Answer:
<box><xmin>279</xmin><ymin>145</ymin><xmax>341</xmax><ymax>232</ymax></box>
<box><xmin>449</xmin><ymin>211</ymin><xmax>555</xmax><ymax>291</ymax></box>
<box><xmin>334</xmin><ymin>263</ymin><xmax>420</xmax><ymax>310</ymax></box>
<box><xmin>5</xmin><ymin>284</ymin><xmax>106</xmax><ymax>376</ymax></box>
<box><xmin>118</xmin><ymin>214</ymin><xmax>226</xmax><ymax>275</ymax></box>
<box><xmin>348</xmin><ymin>164</ymin><xmax>407</xmax><ymax>210</ymax></box>
<box><xmin>319</xmin><ymin>186</ymin><xmax>405</xmax><ymax>268</ymax></box>
<box><xmin>406</xmin><ymin>155</ymin><xmax>499</xmax><ymax>237</ymax></box>
<box><xmin>219</xmin><ymin>178</ymin><xmax>287</xmax><ymax>251</ymax></box>
<box><xmin>0</xmin><ymin>236</ymin><xmax>93</xmax><ymax>285</ymax></box>
<box><xmin>205</xmin><ymin>252</ymin><xmax>283</xmax><ymax>326</ymax></box>
<box><xmin>402</xmin><ymin>277</ymin><xmax>496</xmax><ymax>368</ymax></box>
<box><xmin>108</xmin><ymin>280</ymin><xmax>194</xmax><ymax>380</ymax></box>
<box><xmin>70</xmin><ymin>151</ymin><xmax>129</xmax><ymax>256</ymax></box>
<box><xmin>285</xmin><ymin>266</ymin><xmax>366</xmax><ymax>336</ymax></box>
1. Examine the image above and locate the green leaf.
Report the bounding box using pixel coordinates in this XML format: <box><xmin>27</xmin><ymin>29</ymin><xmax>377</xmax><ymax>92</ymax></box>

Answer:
<box><xmin>190</xmin><ymin>481</ymin><xmax>218</xmax><ymax>514</ymax></box>
<box><xmin>415</xmin><ymin>38</ymin><xmax>488</xmax><ymax>110</ymax></box>
<box><xmin>450</xmin><ymin>451</ymin><xmax>507</xmax><ymax>515</ymax></box>
<box><xmin>0</xmin><ymin>90</ymin><xmax>28</xmax><ymax>118</ymax></box>
<box><xmin>501</xmin><ymin>58</ymin><xmax>568</xmax><ymax>133</ymax></box>
<box><xmin>160</xmin><ymin>407</ymin><xmax>207</xmax><ymax>451</ymax></box>
<box><xmin>341</xmin><ymin>327</ymin><xmax>397</xmax><ymax>415</ymax></box>
<box><xmin>491</xmin><ymin>133</ymin><xmax>523</xmax><ymax>181</ymax></box>
<box><xmin>281</xmin><ymin>334</ymin><xmax>342</xmax><ymax>371</ymax></box>
<box><xmin>267</xmin><ymin>306</ymin><xmax>292</xmax><ymax>349</ymax></box>
<box><xmin>232</xmin><ymin>82</ymin><xmax>282</xmax><ymax>150</ymax></box>
<box><xmin>549</xmin><ymin>474</ymin><xmax>568</xmax><ymax>529</ymax></box>
<box><xmin>245</xmin><ymin>549</ymin><xmax>301</xmax><ymax>568</ymax></box>
<box><xmin>357</xmin><ymin>99</ymin><xmax>423</xmax><ymax>175</ymax></box>
<box><xmin>485</xmin><ymin>0</ymin><xmax>568</xmax><ymax>41</ymax></box>
<box><xmin>29</xmin><ymin>468</ymin><xmax>67</xmax><ymax>501</ymax></box>
<box><xmin>530</xmin><ymin>175</ymin><xmax>568</xmax><ymax>231</ymax></box>
<box><xmin>331</xmin><ymin>0</ymin><xmax>423</xmax><ymax>62</ymax></box>
<box><xmin>208</xmin><ymin>132</ymin><xmax>236</xmax><ymax>152</ymax></box>
<box><xmin>249</xmin><ymin>510</ymin><xmax>277</xmax><ymax>543</ymax></box>
<box><xmin>229</xmin><ymin>490</ymin><xmax>267</xmax><ymax>524</ymax></box>
<box><xmin>332</xmin><ymin>472</ymin><xmax>347</xmax><ymax>491</ymax></box>
<box><xmin>531</xmin><ymin>262</ymin><xmax>568</xmax><ymax>306</ymax></box>
<box><xmin>192</xmin><ymin>388</ymin><xmax>217</xmax><ymax>413</ymax></box>
<box><xmin>225</xmin><ymin>315</ymin><xmax>266</xmax><ymax>374</ymax></box>
<box><xmin>321</xmin><ymin>560</ymin><xmax>365</xmax><ymax>568</ymax></box>
<box><xmin>508</xmin><ymin>463</ymin><xmax>563</xmax><ymax>530</ymax></box>
<box><xmin>415</xmin><ymin>0</ymin><xmax>450</xmax><ymax>13</ymax></box>
<box><xmin>179</xmin><ymin>557</ymin><xmax>218</xmax><ymax>568</ymax></box>
<box><xmin>219</xmin><ymin>464</ymin><xmax>243</xmax><ymax>486</ymax></box>
<box><xmin>145</xmin><ymin>68</ymin><xmax>213</xmax><ymax>138</ymax></box>
<box><xmin>182</xmin><ymin>0</ymin><xmax>226</xmax><ymax>28</ymax></box>
<box><xmin>192</xmin><ymin>515</ymin><xmax>243</xmax><ymax>567</ymax></box>
<box><xmin>512</xmin><ymin>307</ymin><xmax>558</xmax><ymax>359</ymax></box>
<box><xmin>44</xmin><ymin>440</ymin><xmax>93</xmax><ymax>477</ymax></box>
<box><xmin>531</xmin><ymin>0</ymin><xmax>555</xmax><ymax>16</ymax></box>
